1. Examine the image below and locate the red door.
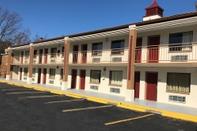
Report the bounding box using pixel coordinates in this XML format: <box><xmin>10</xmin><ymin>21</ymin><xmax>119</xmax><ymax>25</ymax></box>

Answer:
<box><xmin>81</xmin><ymin>44</ymin><xmax>87</xmax><ymax>63</ymax></box>
<box><xmin>39</xmin><ymin>49</ymin><xmax>43</xmax><ymax>64</ymax></box>
<box><xmin>146</xmin><ymin>72</ymin><xmax>158</xmax><ymax>101</ymax></box>
<box><xmin>37</xmin><ymin>68</ymin><xmax>42</xmax><ymax>83</ymax></box>
<box><xmin>134</xmin><ymin>72</ymin><xmax>140</xmax><ymax>98</ymax></box>
<box><xmin>43</xmin><ymin>68</ymin><xmax>47</xmax><ymax>84</ymax></box>
<box><xmin>44</xmin><ymin>49</ymin><xmax>48</xmax><ymax>64</ymax></box>
<box><xmin>71</xmin><ymin>69</ymin><xmax>77</xmax><ymax>89</ymax></box>
<box><xmin>73</xmin><ymin>45</ymin><xmax>78</xmax><ymax>63</ymax></box>
<box><xmin>148</xmin><ymin>36</ymin><xmax>160</xmax><ymax>63</ymax></box>
<box><xmin>19</xmin><ymin>68</ymin><xmax>22</xmax><ymax>80</ymax></box>
<box><xmin>21</xmin><ymin>52</ymin><xmax>23</xmax><ymax>64</ymax></box>
<box><xmin>135</xmin><ymin>38</ymin><xmax>142</xmax><ymax>63</ymax></box>
<box><xmin>80</xmin><ymin>70</ymin><xmax>86</xmax><ymax>90</ymax></box>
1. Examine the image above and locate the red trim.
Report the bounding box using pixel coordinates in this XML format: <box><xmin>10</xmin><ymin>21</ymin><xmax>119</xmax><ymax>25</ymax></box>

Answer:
<box><xmin>128</xmin><ymin>36</ymin><xmax>133</xmax><ymax>80</ymax></box>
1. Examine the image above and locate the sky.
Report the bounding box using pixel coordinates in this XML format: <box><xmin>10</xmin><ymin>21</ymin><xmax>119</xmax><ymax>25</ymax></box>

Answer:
<box><xmin>0</xmin><ymin>0</ymin><xmax>197</xmax><ymax>41</ymax></box>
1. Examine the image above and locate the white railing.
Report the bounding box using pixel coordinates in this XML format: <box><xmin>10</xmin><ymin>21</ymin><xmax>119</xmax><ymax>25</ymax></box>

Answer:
<box><xmin>135</xmin><ymin>42</ymin><xmax>197</xmax><ymax>63</ymax></box>
<box><xmin>69</xmin><ymin>48</ymin><xmax>128</xmax><ymax>64</ymax></box>
<box><xmin>12</xmin><ymin>53</ymin><xmax>64</xmax><ymax>64</ymax></box>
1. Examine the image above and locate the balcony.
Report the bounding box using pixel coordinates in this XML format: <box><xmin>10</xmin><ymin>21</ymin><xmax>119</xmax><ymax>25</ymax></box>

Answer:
<box><xmin>33</xmin><ymin>53</ymin><xmax>64</xmax><ymax>65</ymax></box>
<box><xmin>69</xmin><ymin>48</ymin><xmax>128</xmax><ymax>66</ymax></box>
<box><xmin>135</xmin><ymin>42</ymin><xmax>197</xmax><ymax>66</ymax></box>
<box><xmin>11</xmin><ymin>53</ymin><xmax>64</xmax><ymax>65</ymax></box>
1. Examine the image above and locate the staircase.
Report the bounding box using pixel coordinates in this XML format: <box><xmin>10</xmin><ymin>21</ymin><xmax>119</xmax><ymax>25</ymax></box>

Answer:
<box><xmin>0</xmin><ymin>55</ymin><xmax>8</xmax><ymax>78</ymax></box>
<box><xmin>0</xmin><ymin>65</ymin><xmax>7</xmax><ymax>78</ymax></box>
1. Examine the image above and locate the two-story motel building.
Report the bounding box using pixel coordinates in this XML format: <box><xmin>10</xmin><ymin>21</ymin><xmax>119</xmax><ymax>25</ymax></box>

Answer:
<box><xmin>5</xmin><ymin>1</ymin><xmax>197</xmax><ymax>109</ymax></box>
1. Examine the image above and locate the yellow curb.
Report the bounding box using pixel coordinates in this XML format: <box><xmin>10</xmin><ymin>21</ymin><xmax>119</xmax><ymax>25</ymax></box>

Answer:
<box><xmin>117</xmin><ymin>103</ymin><xmax>146</xmax><ymax>112</ymax></box>
<box><xmin>86</xmin><ymin>96</ymin><xmax>108</xmax><ymax>104</ymax></box>
<box><xmin>50</xmin><ymin>90</ymin><xmax>65</xmax><ymax>95</ymax></box>
<box><xmin>65</xmin><ymin>92</ymin><xmax>84</xmax><ymax>99</ymax></box>
<box><xmin>162</xmin><ymin>110</ymin><xmax>197</xmax><ymax>123</ymax></box>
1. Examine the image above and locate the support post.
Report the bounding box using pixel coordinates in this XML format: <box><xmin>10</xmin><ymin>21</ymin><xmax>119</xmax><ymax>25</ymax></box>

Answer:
<box><xmin>126</xmin><ymin>25</ymin><xmax>137</xmax><ymax>101</ymax></box>
<box><xmin>27</xmin><ymin>43</ymin><xmax>34</xmax><ymax>84</ymax></box>
<box><xmin>6</xmin><ymin>47</ymin><xmax>12</xmax><ymax>80</ymax></box>
<box><xmin>62</xmin><ymin>37</ymin><xmax>70</xmax><ymax>90</ymax></box>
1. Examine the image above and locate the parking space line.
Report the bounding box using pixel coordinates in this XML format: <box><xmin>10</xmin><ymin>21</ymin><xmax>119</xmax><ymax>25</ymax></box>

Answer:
<box><xmin>62</xmin><ymin>105</ymin><xmax>113</xmax><ymax>113</ymax></box>
<box><xmin>105</xmin><ymin>114</ymin><xmax>154</xmax><ymax>126</ymax></box>
<box><xmin>18</xmin><ymin>95</ymin><xmax>59</xmax><ymax>99</ymax></box>
<box><xmin>6</xmin><ymin>91</ymin><xmax>46</xmax><ymax>95</ymax></box>
<box><xmin>2</xmin><ymin>89</ymin><xmax>32</xmax><ymax>91</ymax></box>
<box><xmin>44</xmin><ymin>98</ymin><xmax>84</xmax><ymax>104</ymax></box>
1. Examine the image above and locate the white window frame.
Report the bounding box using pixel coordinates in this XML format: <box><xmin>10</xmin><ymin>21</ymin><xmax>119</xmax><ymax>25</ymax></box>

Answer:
<box><xmin>90</xmin><ymin>70</ymin><xmax>101</xmax><ymax>84</ymax></box>
<box><xmin>167</xmin><ymin>73</ymin><xmax>190</xmax><ymax>93</ymax></box>
<box><xmin>109</xmin><ymin>70</ymin><xmax>123</xmax><ymax>86</ymax></box>
<box><xmin>49</xmin><ymin>68</ymin><xmax>56</xmax><ymax>79</ymax></box>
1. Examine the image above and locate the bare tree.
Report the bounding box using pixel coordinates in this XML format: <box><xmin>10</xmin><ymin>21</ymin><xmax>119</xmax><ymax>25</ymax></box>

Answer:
<box><xmin>0</xmin><ymin>7</ymin><xmax>31</xmax><ymax>47</ymax></box>
<box><xmin>33</xmin><ymin>33</ymin><xmax>47</xmax><ymax>42</ymax></box>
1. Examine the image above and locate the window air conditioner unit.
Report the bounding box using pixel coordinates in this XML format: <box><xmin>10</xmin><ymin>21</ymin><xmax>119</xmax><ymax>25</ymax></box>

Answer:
<box><xmin>50</xmin><ymin>59</ymin><xmax>56</xmax><ymax>63</ymax></box>
<box><xmin>112</xmin><ymin>57</ymin><xmax>122</xmax><ymax>62</ymax></box>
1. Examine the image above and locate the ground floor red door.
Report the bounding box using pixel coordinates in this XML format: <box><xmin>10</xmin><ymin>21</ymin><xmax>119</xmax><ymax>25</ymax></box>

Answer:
<box><xmin>71</xmin><ymin>69</ymin><xmax>77</xmax><ymax>89</ymax></box>
<box><xmin>80</xmin><ymin>70</ymin><xmax>86</xmax><ymax>90</ymax></box>
<box><xmin>146</xmin><ymin>72</ymin><xmax>158</xmax><ymax>101</ymax></box>
<box><xmin>134</xmin><ymin>72</ymin><xmax>140</xmax><ymax>98</ymax></box>
<box><xmin>19</xmin><ymin>68</ymin><xmax>22</xmax><ymax>80</ymax></box>
<box><xmin>38</xmin><ymin>68</ymin><xmax>42</xmax><ymax>84</ymax></box>
<box><xmin>43</xmin><ymin>68</ymin><xmax>47</xmax><ymax>84</ymax></box>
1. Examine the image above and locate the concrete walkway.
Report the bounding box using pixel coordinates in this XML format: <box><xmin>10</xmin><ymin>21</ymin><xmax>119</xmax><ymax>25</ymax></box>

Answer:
<box><xmin>0</xmin><ymin>78</ymin><xmax>197</xmax><ymax>123</ymax></box>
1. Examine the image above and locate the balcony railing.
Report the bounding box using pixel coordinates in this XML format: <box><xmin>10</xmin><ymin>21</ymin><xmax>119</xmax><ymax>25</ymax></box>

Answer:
<box><xmin>12</xmin><ymin>53</ymin><xmax>64</xmax><ymax>64</ymax></box>
<box><xmin>69</xmin><ymin>48</ymin><xmax>128</xmax><ymax>64</ymax></box>
<box><xmin>135</xmin><ymin>42</ymin><xmax>197</xmax><ymax>64</ymax></box>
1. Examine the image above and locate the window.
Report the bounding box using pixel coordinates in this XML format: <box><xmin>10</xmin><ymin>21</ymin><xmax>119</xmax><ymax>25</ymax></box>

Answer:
<box><xmin>25</xmin><ymin>51</ymin><xmax>29</xmax><ymax>58</ymax></box>
<box><xmin>49</xmin><ymin>68</ymin><xmax>56</xmax><ymax>79</ymax></box>
<box><xmin>90</xmin><ymin>70</ymin><xmax>101</xmax><ymax>83</ymax></box>
<box><xmin>61</xmin><ymin>47</ymin><xmax>64</xmax><ymax>57</ymax></box>
<box><xmin>24</xmin><ymin>68</ymin><xmax>28</xmax><ymax>76</ymax></box>
<box><xmin>32</xmin><ymin>68</ymin><xmax>36</xmax><ymax>77</ymax></box>
<box><xmin>109</xmin><ymin>71</ymin><xmax>123</xmax><ymax>86</ymax></box>
<box><xmin>111</xmin><ymin>40</ymin><xmax>124</xmax><ymax>55</ymax></box>
<box><xmin>62</xmin><ymin>47</ymin><xmax>64</xmax><ymax>53</ymax></box>
<box><xmin>51</xmin><ymin>48</ymin><xmax>57</xmax><ymax>58</ymax></box>
<box><xmin>167</xmin><ymin>73</ymin><xmax>190</xmax><ymax>93</ymax></box>
<box><xmin>60</xmin><ymin>69</ymin><xmax>63</xmax><ymax>79</ymax></box>
<box><xmin>169</xmin><ymin>31</ymin><xmax>193</xmax><ymax>51</ymax></box>
<box><xmin>33</xmin><ymin>50</ymin><xmax>37</xmax><ymax>59</ymax></box>
<box><xmin>92</xmin><ymin>42</ymin><xmax>103</xmax><ymax>56</ymax></box>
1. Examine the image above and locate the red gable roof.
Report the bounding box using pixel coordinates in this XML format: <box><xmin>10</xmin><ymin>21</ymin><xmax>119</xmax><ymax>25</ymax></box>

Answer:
<box><xmin>145</xmin><ymin>0</ymin><xmax>164</xmax><ymax>11</ymax></box>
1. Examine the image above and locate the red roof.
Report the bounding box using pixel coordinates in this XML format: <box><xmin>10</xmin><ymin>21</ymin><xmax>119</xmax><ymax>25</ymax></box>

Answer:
<box><xmin>145</xmin><ymin>0</ymin><xmax>164</xmax><ymax>10</ymax></box>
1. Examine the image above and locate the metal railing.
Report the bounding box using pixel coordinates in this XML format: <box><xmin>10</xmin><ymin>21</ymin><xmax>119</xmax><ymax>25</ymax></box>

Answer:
<box><xmin>69</xmin><ymin>48</ymin><xmax>129</xmax><ymax>64</ymax></box>
<box><xmin>135</xmin><ymin>42</ymin><xmax>197</xmax><ymax>63</ymax></box>
<box><xmin>12</xmin><ymin>53</ymin><xmax>64</xmax><ymax>64</ymax></box>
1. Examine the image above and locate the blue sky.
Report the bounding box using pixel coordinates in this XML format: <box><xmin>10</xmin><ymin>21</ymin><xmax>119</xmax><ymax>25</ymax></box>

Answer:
<box><xmin>0</xmin><ymin>0</ymin><xmax>196</xmax><ymax>40</ymax></box>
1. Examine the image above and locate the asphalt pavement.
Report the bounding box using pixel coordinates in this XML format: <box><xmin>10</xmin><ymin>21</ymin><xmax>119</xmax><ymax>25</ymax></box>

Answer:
<box><xmin>0</xmin><ymin>83</ymin><xmax>196</xmax><ymax>131</ymax></box>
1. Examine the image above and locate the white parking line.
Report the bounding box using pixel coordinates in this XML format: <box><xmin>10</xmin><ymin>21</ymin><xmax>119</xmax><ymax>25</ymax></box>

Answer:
<box><xmin>18</xmin><ymin>95</ymin><xmax>60</xmax><ymax>99</ymax></box>
<box><xmin>44</xmin><ymin>98</ymin><xmax>84</xmax><ymax>104</ymax></box>
<box><xmin>6</xmin><ymin>91</ymin><xmax>46</xmax><ymax>95</ymax></box>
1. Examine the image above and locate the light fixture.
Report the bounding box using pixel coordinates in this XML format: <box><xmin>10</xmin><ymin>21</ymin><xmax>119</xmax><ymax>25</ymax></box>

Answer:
<box><xmin>57</xmin><ymin>66</ymin><xmax>59</xmax><ymax>69</ymax></box>
<box><xmin>103</xmin><ymin>67</ymin><xmax>106</xmax><ymax>71</ymax></box>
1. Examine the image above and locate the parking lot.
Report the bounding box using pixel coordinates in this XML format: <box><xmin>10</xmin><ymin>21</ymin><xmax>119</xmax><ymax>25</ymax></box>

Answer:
<box><xmin>0</xmin><ymin>83</ymin><xmax>196</xmax><ymax>131</ymax></box>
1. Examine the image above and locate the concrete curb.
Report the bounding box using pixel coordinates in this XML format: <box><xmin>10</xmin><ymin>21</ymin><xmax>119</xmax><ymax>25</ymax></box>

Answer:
<box><xmin>0</xmin><ymin>80</ymin><xmax>197</xmax><ymax>123</ymax></box>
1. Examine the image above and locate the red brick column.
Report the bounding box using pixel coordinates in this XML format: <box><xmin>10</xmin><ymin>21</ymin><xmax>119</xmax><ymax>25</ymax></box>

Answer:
<box><xmin>6</xmin><ymin>47</ymin><xmax>12</xmax><ymax>80</ymax></box>
<box><xmin>62</xmin><ymin>37</ymin><xmax>70</xmax><ymax>90</ymax></box>
<box><xmin>126</xmin><ymin>25</ymin><xmax>137</xmax><ymax>101</ymax></box>
<box><xmin>27</xmin><ymin>43</ymin><xmax>34</xmax><ymax>84</ymax></box>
